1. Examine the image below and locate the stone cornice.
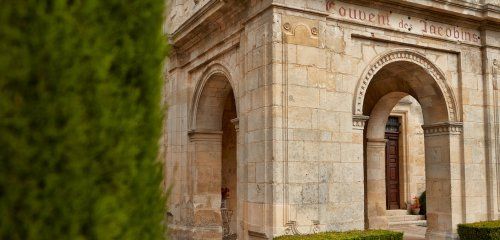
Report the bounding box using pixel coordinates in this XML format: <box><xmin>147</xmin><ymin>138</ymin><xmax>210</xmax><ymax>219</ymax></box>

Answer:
<box><xmin>382</xmin><ymin>0</ymin><xmax>500</xmax><ymax>21</ymax></box>
<box><xmin>169</xmin><ymin>0</ymin><xmax>224</xmax><ymax>45</ymax></box>
<box><xmin>167</xmin><ymin>0</ymin><xmax>500</xmax><ymax>49</ymax></box>
<box><xmin>188</xmin><ymin>129</ymin><xmax>223</xmax><ymax>142</ymax></box>
<box><xmin>422</xmin><ymin>122</ymin><xmax>463</xmax><ymax>136</ymax></box>
<box><xmin>342</xmin><ymin>0</ymin><xmax>500</xmax><ymax>26</ymax></box>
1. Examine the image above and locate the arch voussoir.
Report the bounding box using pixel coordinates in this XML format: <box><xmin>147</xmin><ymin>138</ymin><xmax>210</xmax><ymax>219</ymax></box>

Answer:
<box><xmin>353</xmin><ymin>49</ymin><xmax>459</xmax><ymax>123</ymax></box>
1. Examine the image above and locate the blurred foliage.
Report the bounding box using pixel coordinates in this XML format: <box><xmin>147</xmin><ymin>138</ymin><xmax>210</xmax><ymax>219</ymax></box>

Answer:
<box><xmin>0</xmin><ymin>0</ymin><xmax>167</xmax><ymax>239</ymax></box>
<box><xmin>458</xmin><ymin>220</ymin><xmax>500</xmax><ymax>240</ymax></box>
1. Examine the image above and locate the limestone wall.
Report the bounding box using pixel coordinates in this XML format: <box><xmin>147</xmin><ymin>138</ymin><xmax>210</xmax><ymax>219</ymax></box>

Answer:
<box><xmin>164</xmin><ymin>0</ymin><xmax>500</xmax><ymax>239</ymax></box>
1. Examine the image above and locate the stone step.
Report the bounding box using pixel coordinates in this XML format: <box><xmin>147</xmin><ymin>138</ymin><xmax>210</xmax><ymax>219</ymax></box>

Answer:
<box><xmin>389</xmin><ymin>220</ymin><xmax>427</xmax><ymax>227</ymax></box>
<box><xmin>388</xmin><ymin>214</ymin><xmax>425</xmax><ymax>222</ymax></box>
<box><xmin>386</xmin><ymin>209</ymin><xmax>409</xmax><ymax>216</ymax></box>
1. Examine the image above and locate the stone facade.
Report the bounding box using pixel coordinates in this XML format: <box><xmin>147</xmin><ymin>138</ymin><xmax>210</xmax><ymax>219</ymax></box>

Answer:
<box><xmin>164</xmin><ymin>0</ymin><xmax>500</xmax><ymax>239</ymax></box>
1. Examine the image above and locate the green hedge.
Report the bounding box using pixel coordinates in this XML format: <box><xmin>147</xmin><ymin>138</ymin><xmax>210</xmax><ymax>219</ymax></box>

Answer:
<box><xmin>458</xmin><ymin>220</ymin><xmax>500</xmax><ymax>240</ymax></box>
<box><xmin>0</xmin><ymin>0</ymin><xmax>166</xmax><ymax>239</ymax></box>
<box><xmin>274</xmin><ymin>230</ymin><xmax>403</xmax><ymax>240</ymax></box>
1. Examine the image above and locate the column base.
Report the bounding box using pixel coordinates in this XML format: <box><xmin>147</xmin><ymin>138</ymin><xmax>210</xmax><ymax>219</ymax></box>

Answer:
<box><xmin>368</xmin><ymin>216</ymin><xmax>389</xmax><ymax>229</ymax></box>
<box><xmin>425</xmin><ymin>230</ymin><xmax>458</xmax><ymax>240</ymax></box>
<box><xmin>168</xmin><ymin>225</ymin><xmax>222</xmax><ymax>240</ymax></box>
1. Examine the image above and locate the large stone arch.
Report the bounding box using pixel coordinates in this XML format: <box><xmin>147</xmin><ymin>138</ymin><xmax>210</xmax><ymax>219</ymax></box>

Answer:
<box><xmin>187</xmin><ymin>62</ymin><xmax>240</xmax><ymax>239</ymax></box>
<box><xmin>353</xmin><ymin>49</ymin><xmax>464</xmax><ymax>239</ymax></box>
<box><xmin>353</xmin><ymin>49</ymin><xmax>460</xmax><ymax>123</ymax></box>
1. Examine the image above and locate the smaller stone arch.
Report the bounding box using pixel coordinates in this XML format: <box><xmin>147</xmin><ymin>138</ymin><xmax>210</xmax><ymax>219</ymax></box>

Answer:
<box><xmin>353</xmin><ymin>49</ymin><xmax>459</xmax><ymax>122</ymax></box>
<box><xmin>186</xmin><ymin>62</ymin><xmax>240</xmax><ymax>239</ymax></box>
<box><xmin>189</xmin><ymin>63</ymin><xmax>238</xmax><ymax>131</ymax></box>
<box><xmin>366</xmin><ymin>92</ymin><xmax>409</xmax><ymax>140</ymax></box>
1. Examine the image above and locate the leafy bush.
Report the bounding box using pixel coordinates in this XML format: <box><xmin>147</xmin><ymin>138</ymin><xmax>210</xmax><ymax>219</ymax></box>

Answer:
<box><xmin>0</xmin><ymin>0</ymin><xmax>166</xmax><ymax>239</ymax></box>
<box><xmin>419</xmin><ymin>191</ymin><xmax>426</xmax><ymax>215</ymax></box>
<box><xmin>274</xmin><ymin>230</ymin><xmax>403</xmax><ymax>240</ymax></box>
<box><xmin>458</xmin><ymin>220</ymin><xmax>500</xmax><ymax>240</ymax></box>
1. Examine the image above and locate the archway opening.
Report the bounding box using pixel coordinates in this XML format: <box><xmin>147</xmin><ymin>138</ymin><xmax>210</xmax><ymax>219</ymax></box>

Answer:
<box><xmin>221</xmin><ymin>90</ymin><xmax>237</xmax><ymax>239</ymax></box>
<box><xmin>190</xmin><ymin>72</ymin><xmax>239</xmax><ymax>239</ymax></box>
<box><xmin>384</xmin><ymin>96</ymin><xmax>426</xmax><ymax>213</ymax></box>
<box><xmin>361</xmin><ymin>59</ymin><xmax>461</xmax><ymax>239</ymax></box>
<box><xmin>381</xmin><ymin>96</ymin><xmax>427</xmax><ymax>238</ymax></box>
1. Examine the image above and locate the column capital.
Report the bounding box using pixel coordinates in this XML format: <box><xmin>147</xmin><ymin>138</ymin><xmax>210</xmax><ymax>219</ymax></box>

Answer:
<box><xmin>188</xmin><ymin>129</ymin><xmax>223</xmax><ymax>142</ymax></box>
<box><xmin>366</xmin><ymin>138</ymin><xmax>387</xmax><ymax>147</ymax></box>
<box><xmin>422</xmin><ymin>122</ymin><xmax>463</xmax><ymax>136</ymax></box>
<box><xmin>353</xmin><ymin>115</ymin><xmax>370</xmax><ymax>130</ymax></box>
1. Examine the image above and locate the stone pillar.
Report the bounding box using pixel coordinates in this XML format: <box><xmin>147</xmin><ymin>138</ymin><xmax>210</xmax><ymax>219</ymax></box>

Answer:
<box><xmin>353</xmin><ymin>115</ymin><xmax>386</xmax><ymax>229</ymax></box>
<box><xmin>188</xmin><ymin>130</ymin><xmax>224</xmax><ymax>240</ymax></box>
<box><xmin>230</xmin><ymin>118</ymin><xmax>244</xmax><ymax>239</ymax></box>
<box><xmin>365</xmin><ymin>138</ymin><xmax>389</xmax><ymax>229</ymax></box>
<box><xmin>422</xmin><ymin>122</ymin><xmax>463</xmax><ymax>240</ymax></box>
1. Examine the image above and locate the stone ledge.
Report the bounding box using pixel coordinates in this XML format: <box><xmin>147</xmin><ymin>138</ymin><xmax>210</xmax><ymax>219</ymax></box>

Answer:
<box><xmin>188</xmin><ymin>129</ymin><xmax>223</xmax><ymax>142</ymax></box>
<box><xmin>421</xmin><ymin>122</ymin><xmax>463</xmax><ymax>136</ymax></box>
<box><xmin>352</xmin><ymin>114</ymin><xmax>370</xmax><ymax>130</ymax></box>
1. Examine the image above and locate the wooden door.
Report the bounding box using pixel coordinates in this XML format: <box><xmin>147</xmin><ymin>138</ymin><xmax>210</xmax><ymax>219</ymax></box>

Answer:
<box><xmin>385</xmin><ymin>117</ymin><xmax>400</xmax><ymax>210</ymax></box>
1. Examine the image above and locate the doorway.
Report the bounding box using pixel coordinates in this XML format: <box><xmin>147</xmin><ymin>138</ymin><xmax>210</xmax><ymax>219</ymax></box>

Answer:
<box><xmin>385</xmin><ymin>116</ymin><xmax>400</xmax><ymax>210</ymax></box>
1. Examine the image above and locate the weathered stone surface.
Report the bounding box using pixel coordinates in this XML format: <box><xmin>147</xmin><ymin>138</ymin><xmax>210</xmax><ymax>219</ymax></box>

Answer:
<box><xmin>165</xmin><ymin>0</ymin><xmax>500</xmax><ymax>239</ymax></box>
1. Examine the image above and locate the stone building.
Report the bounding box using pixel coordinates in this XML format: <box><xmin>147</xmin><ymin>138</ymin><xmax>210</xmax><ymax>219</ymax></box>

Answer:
<box><xmin>164</xmin><ymin>0</ymin><xmax>500</xmax><ymax>239</ymax></box>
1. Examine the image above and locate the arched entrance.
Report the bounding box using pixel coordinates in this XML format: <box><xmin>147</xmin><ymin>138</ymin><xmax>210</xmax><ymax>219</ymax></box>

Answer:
<box><xmin>354</xmin><ymin>50</ymin><xmax>463</xmax><ymax>239</ymax></box>
<box><xmin>188</xmin><ymin>65</ymin><xmax>239</xmax><ymax>240</ymax></box>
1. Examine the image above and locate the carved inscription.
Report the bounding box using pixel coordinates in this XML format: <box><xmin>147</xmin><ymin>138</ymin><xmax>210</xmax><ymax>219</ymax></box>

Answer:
<box><xmin>326</xmin><ymin>1</ymin><xmax>480</xmax><ymax>45</ymax></box>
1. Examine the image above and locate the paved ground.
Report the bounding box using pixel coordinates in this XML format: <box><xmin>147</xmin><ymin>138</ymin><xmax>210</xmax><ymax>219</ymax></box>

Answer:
<box><xmin>389</xmin><ymin>224</ymin><xmax>426</xmax><ymax>240</ymax></box>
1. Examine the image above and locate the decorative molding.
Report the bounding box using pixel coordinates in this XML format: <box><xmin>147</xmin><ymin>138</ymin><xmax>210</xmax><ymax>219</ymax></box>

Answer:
<box><xmin>185</xmin><ymin>35</ymin><xmax>241</xmax><ymax>73</ymax></box>
<box><xmin>311</xmin><ymin>27</ymin><xmax>319</xmax><ymax>36</ymax></box>
<box><xmin>422</xmin><ymin>122</ymin><xmax>463</xmax><ymax>136</ymax></box>
<box><xmin>366</xmin><ymin>138</ymin><xmax>387</xmax><ymax>147</ymax></box>
<box><xmin>310</xmin><ymin>220</ymin><xmax>320</xmax><ymax>234</ymax></box>
<box><xmin>494</xmin><ymin>59</ymin><xmax>499</xmax><ymax>89</ymax></box>
<box><xmin>284</xmin><ymin>221</ymin><xmax>301</xmax><ymax>235</ymax></box>
<box><xmin>283</xmin><ymin>22</ymin><xmax>291</xmax><ymax>31</ymax></box>
<box><xmin>284</xmin><ymin>220</ymin><xmax>321</xmax><ymax>235</ymax></box>
<box><xmin>221</xmin><ymin>208</ymin><xmax>234</xmax><ymax>238</ymax></box>
<box><xmin>351</xmin><ymin>33</ymin><xmax>461</xmax><ymax>54</ymax></box>
<box><xmin>281</xmin><ymin>15</ymin><xmax>319</xmax><ymax>47</ymax></box>
<box><xmin>230</xmin><ymin>118</ymin><xmax>239</xmax><ymax>131</ymax></box>
<box><xmin>248</xmin><ymin>230</ymin><xmax>268</xmax><ymax>239</ymax></box>
<box><xmin>353</xmin><ymin>115</ymin><xmax>370</xmax><ymax>130</ymax></box>
<box><xmin>353</xmin><ymin>49</ymin><xmax>459</xmax><ymax>123</ymax></box>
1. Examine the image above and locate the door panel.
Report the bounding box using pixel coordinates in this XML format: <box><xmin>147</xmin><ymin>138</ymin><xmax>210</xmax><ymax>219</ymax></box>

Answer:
<box><xmin>385</xmin><ymin>131</ymin><xmax>400</xmax><ymax>210</ymax></box>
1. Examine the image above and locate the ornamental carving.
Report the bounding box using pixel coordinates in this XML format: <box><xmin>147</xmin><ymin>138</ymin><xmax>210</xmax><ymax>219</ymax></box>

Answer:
<box><xmin>352</xmin><ymin>115</ymin><xmax>369</xmax><ymax>130</ymax></box>
<box><xmin>281</xmin><ymin>15</ymin><xmax>319</xmax><ymax>47</ymax></box>
<box><xmin>353</xmin><ymin>49</ymin><xmax>458</xmax><ymax>122</ymax></box>
<box><xmin>284</xmin><ymin>220</ymin><xmax>321</xmax><ymax>236</ymax></box>
<box><xmin>422</xmin><ymin>122</ymin><xmax>463</xmax><ymax>136</ymax></box>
